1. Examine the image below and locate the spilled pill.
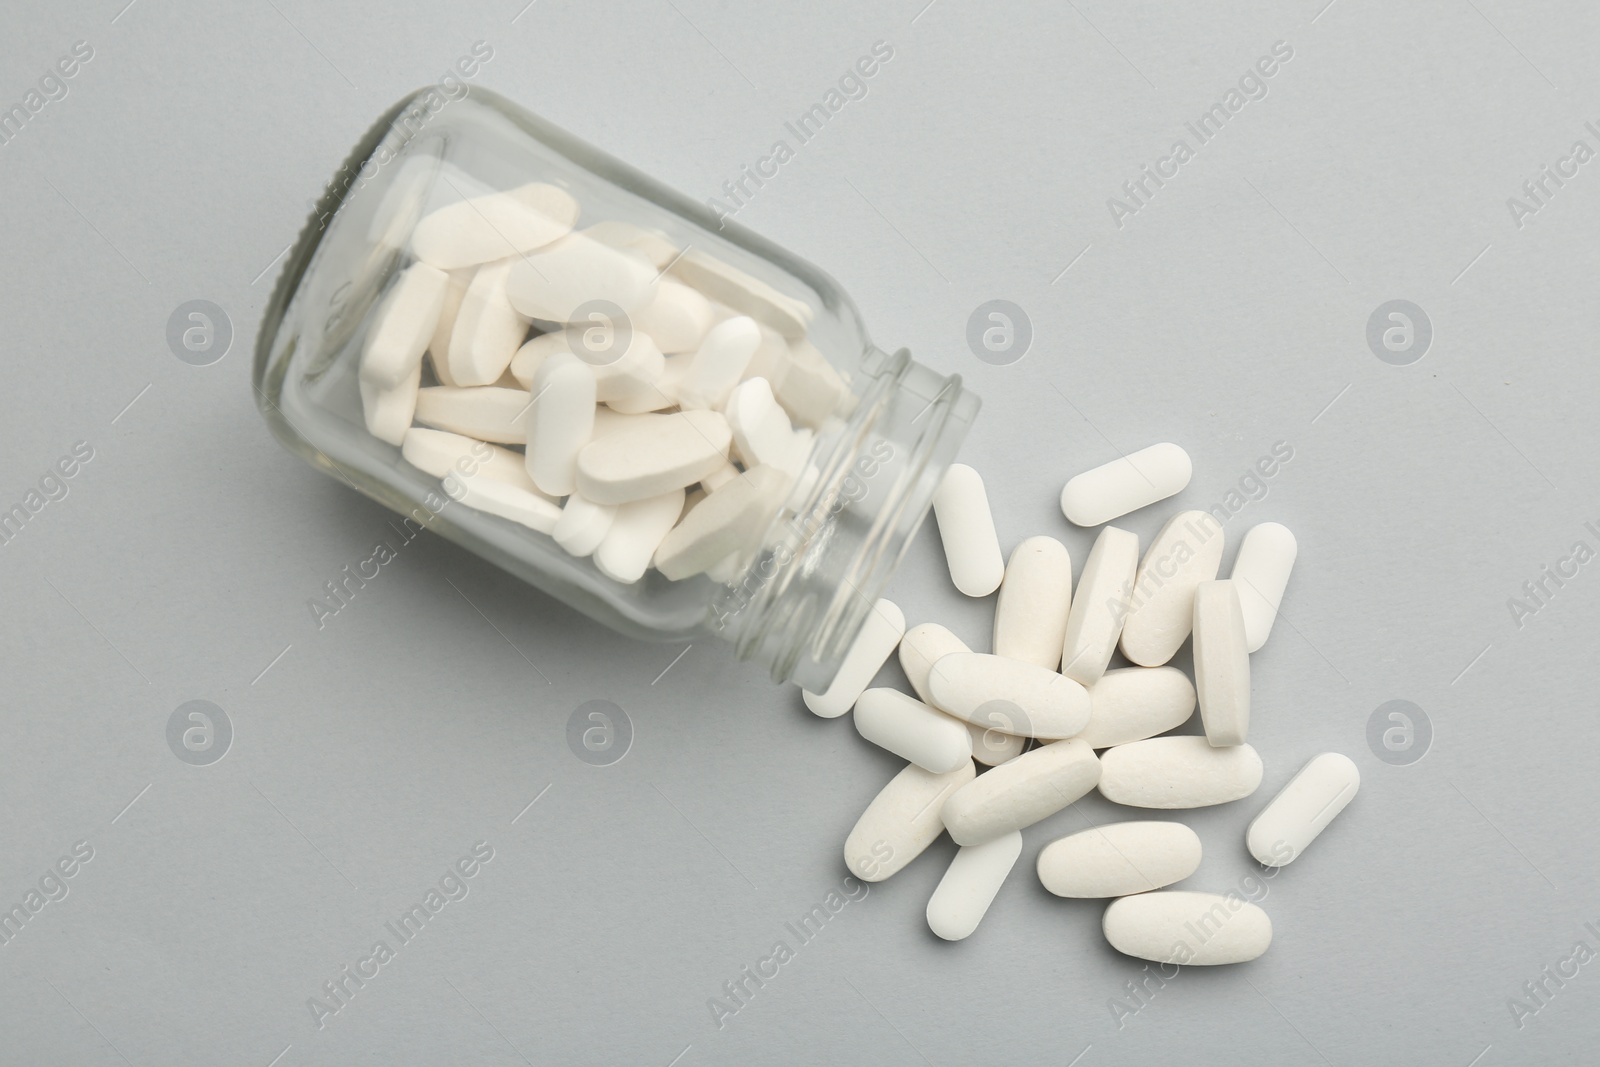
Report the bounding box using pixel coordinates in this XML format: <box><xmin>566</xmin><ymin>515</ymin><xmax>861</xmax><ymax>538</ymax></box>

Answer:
<box><xmin>932</xmin><ymin>464</ymin><xmax>1004</xmax><ymax>597</ymax></box>
<box><xmin>853</xmin><ymin>688</ymin><xmax>973</xmax><ymax>773</ymax></box>
<box><xmin>1060</xmin><ymin>526</ymin><xmax>1139</xmax><ymax>686</ymax></box>
<box><xmin>1119</xmin><ymin>510</ymin><xmax>1224</xmax><ymax>667</ymax></box>
<box><xmin>993</xmin><ymin>536</ymin><xmax>1073</xmax><ymax>670</ymax></box>
<box><xmin>941</xmin><ymin>739</ymin><xmax>1100</xmax><ymax>845</ymax></box>
<box><xmin>1098</xmin><ymin>736</ymin><xmax>1263</xmax><ymax>809</ymax></box>
<box><xmin>1103</xmin><ymin>890</ymin><xmax>1272</xmax><ymax>966</ymax></box>
<box><xmin>843</xmin><ymin>760</ymin><xmax>976</xmax><ymax>882</ymax></box>
<box><xmin>897</xmin><ymin>623</ymin><xmax>1025</xmax><ymax>766</ymax></box>
<box><xmin>1059</xmin><ymin>442</ymin><xmax>1192</xmax><ymax>527</ymax></box>
<box><xmin>1230</xmin><ymin>522</ymin><xmax>1297</xmax><ymax>652</ymax></box>
<box><xmin>1037</xmin><ymin>821</ymin><xmax>1202</xmax><ymax>898</ymax></box>
<box><xmin>1192</xmin><ymin>580</ymin><xmax>1250</xmax><ymax>747</ymax></box>
<box><xmin>1246</xmin><ymin>752</ymin><xmax>1358</xmax><ymax>867</ymax></box>
<box><xmin>1078</xmin><ymin>667</ymin><xmax>1195</xmax><ymax>749</ymax></box>
<box><xmin>927</xmin><ymin>830</ymin><xmax>1022</xmax><ymax>941</ymax></box>
<box><xmin>927</xmin><ymin>652</ymin><xmax>1091</xmax><ymax>740</ymax></box>
<box><xmin>803</xmin><ymin>599</ymin><xmax>905</xmax><ymax>718</ymax></box>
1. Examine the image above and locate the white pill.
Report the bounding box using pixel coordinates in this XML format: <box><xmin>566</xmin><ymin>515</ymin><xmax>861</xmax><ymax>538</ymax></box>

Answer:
<box><xmin>413</xmin><ymin>386</ymin><xmax>529</xmax><ymax>445</ymax></box>
<box><xmin>843</xmin><ymin>760</ymin><xmax>976</xmax><ymax>882</ymax></box>
<box><xmin>854</xmin><ymin>688</ymin><xmax>974</xmax><ymax>773</ymax></box>
<box><xmin>932</xmin><ymin>464</ymin><xmax>1004</xmax><ymax>597</ymax></box>
<box><xmin>576</xmin><ymin>410</ymin><xmax>732</xmax><ymax>505</ymax></box>
<box><xmin>589</xmin><ymin>406</ymin><xmax>654</xmax><ymax>440</ymax></box>
<box><xmin>1037</xmin><ymin>821</ymin><xmax>1202</xmax><ymax>898</ymax></box>
<box><xmin>668</xmin><ymin>248</ymin><xmax>812</xmax><ymax>339</ymax></box>
<box><xmin>1231</xmin><ymin>522</ymin><xmax>1298</xmax><ymax>652</ymax></box>
<box><xmin>1059</xmin><ymin>442</ymin><xmax>1192</xmax><ymax>527</ymax></box>
<box><xmin>770</xmin><ymin>338</ymin><xmax>853</xmax><ymax>429</ymax></box>
<box><xmin>653</xmin><ymin>466</ymin><xmax>785</xmax><ymax>581</ymax></box>
<box><xmin>507</xmin><ymin>331</ymin><xmax>568</xmax><ymax>389</ymax></box>
<box><xmin>524</xmin><ymin>353</ymin><xmax>596</xmax><ymax>497</ymax></box>
<box><xmin>593</xmin><ymin>488</ymin><xmax>686</xmax><ymax>584</ymax></box>
<box><xmin>676</xmin><ymin>316</ymin><xmax>761</xmax><ymax>410</ymax></box>
<box><xmin>505</xmin><ymin>233</ymin><xmax>659</xmax><ymax>323</ymax></box>
<box><xmin>411</xmin><ymin>182</ymin><xmax>578</xmax><ymax>270</ymax></box>
<box><xmin>1060</xmin><ymin>526</ymin><xmax>1139</xmax><ymax>686</ymax></box>
<box><xmin>1103</xmin><ymin>891</ymin><xmax>1272</xmax><ymax>966</ymax></box>
<box><xmin>1078</xmin><ymin>667</ymin><xmax>1195</xmax><ymax>749</ymax></box>
<box><xmin>897</xmin><ymin>623</ymin><xmax>1025</xmax><ymax>766</ymax></box>
<box><xmin>941</xmin><ymin>739</ymin><xmax>1100</xmax><ymax>845</ymax></box>
<box><xmin>1119</xmin><ymin>510</ymin><xmax>1224</xmax><ymax>667</ymax></box>
<box><xmin>427</xmin><ymin>268</ymin><xmax>472</xmax><ymax>386</ymax></box>
<box><xmin>1098</xmin><ymin>736</ymin><xmax>1263</xmax><ymax>809</ymax></box>
<box><xmin>447</xmin><ymin>260</ymin><xmax>530</xmax><ymax>387</ymax></box>
<box><xmin>802</xmin><ymin>599</ymin><xmax>905</xmax><ymax>718</ymax></box>
<box><xmin>926</xmin><ymin>830</ymin><xmax>1021</xmax><ymax>941</ymax></box>
<box><xmin>400</xmin><ymin>428</ymin><xmax>543</xmax><ymax>495</ymax></box>
<box><xmin>1246</xmin><ymin>752</ymin><xmax>1359</xmax><ymax>867</ymax></box>
<box><xmin>442</xmin><ymin>471</ymin><xmax>561</xmax><ymax>533</ymax></box>
<box><xmin>1192</xmin><ymin>580</ymin><xmax>1251</xmax><ymax>747</ymax></box>
<box><xmin>927</xmin><ymin>652</ymin><xmax>1091</xmax><ymax>740</ymax></box>
<box><xmin>361</xmin><ymin>263</ymin><xmax>448</xmax><ymax>387</ymax></box>
<box><xmin>993</xmin><ymin>536</ymin><xmax>1073</xmax><ymax>670</ymax></box>
<box><xmin>359</xmin><ymin>362</ymin><xmax>421</xmax><ymax>447</ymax></box>
<box><xmin>634</xmin><ymin>279</ymin><xmax>715</xmax><ymax>354</ymax></box>
<box><xmin>724</xmin><ymin>377</ymin><xmax>794</xmax><ymax>468</ymax></box>
<box><xmin>551</xmin><ymin>494</ymin><xmax>616</xmax><ymax>558</ymax></box>
<box><xmin>581</xmin><ymin>219</ymin><xmax>679</xmax><ymax>268</ymax></box>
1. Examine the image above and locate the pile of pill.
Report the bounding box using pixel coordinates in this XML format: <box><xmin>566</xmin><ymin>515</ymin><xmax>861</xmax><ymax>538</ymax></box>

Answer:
<box><xmin>355</xmin><ymin>170</ymin><xmax>853</xmax><ymax>584</ymax></box>
<box><xmin>811</xmin><ymin>443</ymin><xmax>1358</xmax><ymax>962</ymax></box>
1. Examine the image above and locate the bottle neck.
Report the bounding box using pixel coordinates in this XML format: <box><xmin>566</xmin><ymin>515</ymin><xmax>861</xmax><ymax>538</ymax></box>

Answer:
<box><xmin>714</xmin><ymin>347</ymin><xmax>978</xmax><ymax>688</ymax></box>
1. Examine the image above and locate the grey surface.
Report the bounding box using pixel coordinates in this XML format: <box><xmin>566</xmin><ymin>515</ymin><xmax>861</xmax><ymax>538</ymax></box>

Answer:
<box><xmin>1</xmin><ymin>1</ymin><xmax>1596</xmax><ymax>1064</ymax></box>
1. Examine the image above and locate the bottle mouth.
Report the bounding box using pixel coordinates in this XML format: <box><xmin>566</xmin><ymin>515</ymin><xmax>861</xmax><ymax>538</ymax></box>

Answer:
<box><xmin>716</xmin><ymin>347</ymin><xmax>979</xmax><ymax>688</ymax></box>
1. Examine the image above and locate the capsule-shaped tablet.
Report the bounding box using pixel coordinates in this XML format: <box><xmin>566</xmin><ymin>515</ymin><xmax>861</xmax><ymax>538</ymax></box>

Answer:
<box><xmin>993</xmin><ymin>536</ymin><xmax>1073</xmax><ymax>670</ymax></box>
<box><xmin>582</xmin><ymin>219</ymin><xmax>679</xmax><ymax>268</ymax></box>
<box><xmin>359</xmin><ymin>362</ymin><xmax>421</xmax><ymax>447</ymax></box>
<box><xmin>1060</xmin><ymin>526</ymin><xmax>1139</xmax><ymax>686</ymax></box>
<box><xmin>941</xmin><ymin>739</ymin><xmax>1100</xmax><ymax>845</ymax></box>
<box><xmin>802</xmin><ymin>599</ymin><xmax>905</xmax><ymax>718</ymax></box>
<box><xmin>854</xmin><ymin>688</ymin><xmax>973</xmax><ymax>773</ymax></box>
<box><xmin>426</xmin><ymin>268</ymin><xmax>472</xmax><ymax>387</ymax></box>
<box><xmin>442</xmin><ymin>471</ymin><xmax>561</xmax><ymax>533</ymax></box>
<box><xmin>414</xmin><ymin>385</ymin><xmax>530</xmax><ymax>445</ymax></box>
<box><xmin>1119</xmin><ymin>511</ymin><xmax>1224</xmax><ymax>667</ymax></box>
<box><xmin>1231</xmin><ymin>522</ymin><xmax>1297</xmax><ymax>652</ymax></box>
<box><xmin>927</xmin><ymin>830</ymin><xmax>1021</xmax><ymax>941</ymax></box>
<box><xmin>576</xmin><ymin>410</ymin><xmax>732</xmax><ymax>505</ymax></box>
<box><xmin>1192</xmin><ymin>580</ymin><xmax>1250</xmax><ymax>747</ymax></box>
<box><xmin>725</xmin><ymin>377</ymin><xmax>796</xmax><ymax>469</ymax></box>
<box><xmin>932</xmin><ymin>464</ymin><xmax>1004</xmax><ymax>597</ymax></box>
<box><xmin>897</xmin><ymin>623</ymin><xmax>1025</xmax><ymax>766</ymax></box>
<box><xmin>1059</xmin><ymin>443</ymin><xmax>1192</xmax><ymax>527</ymax></box>
<box><xmin>572</xmin><ymin>329</ymin><xmax>667</xmax><ymax>406</ymax></box>
<box><xmin>668</xmin><ymin>249</ymin><xmax>813</xmax><ymax>339</ymax></box>
<box><xmin>927</xmin><ymin>652</ymin><xmax>1090</xmax><ymax>740</ymax></box>
<box><xmin>447</xmin><ymin>260</ymin><xmax>530</xmax><ymax>387</ymax></box>
<box><xmin>504</xmin><ymin>233</ymin><xmax>659</xmax><ymax>323</ymax></box>
<box><xmin>1037</xmin><ymin>821</ymin><xmax>1202</xmax><ymax>898</ymax></box>
<box><xmin>1103</xmin><ymin>891</ymin><xmax>1272</xmax><ymax>966</ymax></box>
<box><xmin>507</xmin><ymin>331</ymin><xmax>568</xmax><ymax>390</ymax></box>
<box><xmin>633</xmin><ymin>279</ymin><xmax>715</xmax><ymax>354</ymax></box>
<box><xmin>843</xmin><ymin>760</ymin><xmax>976</xmax><ymax>882</ymax></box>
<box><xmin>551</xmin><ymin>494</ymin><xmax>616</xmax><ymax>558</ymax></box>
<box><xmin>1098</xmin><ymin>736</ymin><xmax>1263</xmax><ymax>809</ymax></box>
<box><xmin>653</xmin><ymin>466</ymin><xmax>785</xmax><ymax>581</ymax></box>
<box><xmin>593</xmin><ymin>488</ymin><xmax>686</xmax><ymax>584</ymax></box>
<box><xmin>400</xmin><ymin>428</ymin><xmax>544</xmax><ymax>495</ymax></box>
<box><xmin>1246</xmin><ymin>753</ymin><xmax>1359</xmax><ymax>867</ymax></box>
<box><xmin>411</xmin><ymin>182</ymin><xmax>578</xmax><ymax>270</ymax></box>
<box><xmin>675</xmin><ymin>316</ymin><xmax>761</xmax><ymax>411</ymax></box>
<box><xmin>361</xmin><ymin>263</ymin><xmax>448</xmax><ymax>387</ymax></box>
<box><xmin>1078</xmin><ymin>667</ymin><xmax>1195</xmax><ymax>749</ymax></box>
<box><xmin>523</xmin><ymin>353</ymin><xmax>596</xmax><ymax>497</ymax></box>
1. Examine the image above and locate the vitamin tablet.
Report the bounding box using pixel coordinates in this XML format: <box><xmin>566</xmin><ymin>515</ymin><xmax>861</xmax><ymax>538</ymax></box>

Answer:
<box><xmin>1230</xmin><ymin>522</ymin><xmax>1297</xmax><ymax>652</ymax></box>
<box><xmin>940</xmin><ymin>739</ymin><xmax>1100</xmax><ymax>845</ymax></box>
<box><xmin>843</xmin><ymin>760</ymin><xmax>976</xmax><ymax>882</ymax></box>
<box><xmin>634</xmin><ymin>279</ymin><xmax>716</xmax><ymax>354</ymax></box>
<box><xmin>442</xmin><ymin>470</ymin><xmax>561</xmax><ymax>533</ymax></box>
<box><xmin>411</xmin><ymin>182</ymin><xmax>578</xmax><ymax>270</ymax></box>
<box><xmin>593</xmin><ymin>488</ymin><xmax>686</xmax><ymax>584</ymax></box>
<box><xmin>426</xmin><ymin>268</ymin><xmax>472</xmax><ymax>387</ymax></box>
<box><xmin>853</xmin><ymin>688</ymin><xmax>974</xmax><ymax>774</ymax></box>
<box><xmin>359</xmin><ymin>363</ymin><xmax>422</xmax><ymax>447</ymax></box>
<box><xmin>1078</xmin><ymin>667</ymin><xmax>1195</xmax><ymax>749</ymax></box>
<box><xmin>932</xmin><ymin>464</ymin><xmax>1004</xmax><ymax>597</ymax></box>
<box><xmin>927</xmin><ymin>652</ymin><xmax>1091</xmax><ymax>740</ymax></box>
<box><xmin>724</xmin><ymin>377</ymin><xmax>795</xmax><ymax>470</ymax></box>
<box><xmin>1192</xmin><ymin>580</ymin><xmax>1250</xmax><ymax>747</ymax></box>
<box><xmin>897</xmin><ymin>623</ymin><xmax>1026</xmax><ymax>766</ymax></box>
<box><xmin>676</xmin><ymin>316</ymin><xmax>761</xmax><ymax>411</ymax></box>
<box><xmin>414</xmin><ymin>385</ymin><xmax>530</xmax><ymax>445</ymax></box>
<box><xmin>400</xmin><ymin>427</ymin><xmax>543</xmax><ymax>494</ymax></box>
<box><xmin>1097</xmin><ymin>736</ymin><xmax>1263</xmax><ymax>809</ymax></box>
<box><xmin>504</xmin><ymin>233</ymin><xmax>659</xmax><ymax>323</ymax></box>
<box><xmin>448</xmin><ymin>259</ymin><xmax>530</xmax><ymax>387</ymax></box>
<box><xmin>1119</xmin><ymin>510</ymin><xmax>1224</xmax><ymax>667</ymax></box>
<box><xmin>1059</xmin><ymin>442</ymin><xmax>1192</xmax><ymax>527</ymax></box>
<box><xmin>361</xmin><ymin>263</ymin><xmax>448</xmax><ymax>387</ymax></box>
<box><xmin>507</xmin><ymin>331</ymin><xmax>568</xmax><ymax>390</ymax></box>
<box><xmin>1060</xmin><ymin>526</ymin><xmax>1139</xmax><ymax>686</ymax></box>
<box><xmin>1037</xmin><ymin>821</ymin><xmax>1202</xmax><ymax>898</ymax></box>
<box><xmin>926</xmin><ymin>830</ymin><xmax>1021</xmax><ymax>941</ymax></box>
<box><xmin>802</xmin><ymin>599</ymin><xmax>905</xmax><ymax>718</ymax></box>
<box><xmin>668</xmin><ymin>249</ymin><xmax>812</xmax><ymax>339</ymax></box>
<box><xmin>653</xmin><ymin>466</ymin><xmax>785</xmax><ymax>581</ymax></box>
<box><xmin>551</xmin><ymin>494</ymin><xmax>616</xmax><ymax>558</ymax></box>
<box><xmin>581</xmin><ymin>219</ymin><xmax>679</xmax><ymax>268</ymax></box>
<box><xmin>575</xmin><ymin>410</ymin><xmax>732</xmax><ymax>505</ymax></box>
<box><xmin>524</xmin><ymin>353</ymin><xmax>596</xmax><ymax>496</ymax></box>
<box><xmin>1103</xmin><ymin>891</ymin><xmax>1272</xmax><ymax>965</ymax></box>
<box><xmin>993</xmin><ymin>536</ymin><xmax>1073</xmax><ymax>670</ymax></box>
<box><xmin>1246</xmin><ymin>752</ymin><xmax>1358</xmax><ymax>867</ymax></box>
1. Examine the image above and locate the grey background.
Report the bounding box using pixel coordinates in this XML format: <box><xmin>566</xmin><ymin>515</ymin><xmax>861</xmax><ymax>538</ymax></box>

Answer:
<box><xmin>0</xmin><ymin>0</ymin><xmax>1595</xmax><ymax>1064</ymax></box>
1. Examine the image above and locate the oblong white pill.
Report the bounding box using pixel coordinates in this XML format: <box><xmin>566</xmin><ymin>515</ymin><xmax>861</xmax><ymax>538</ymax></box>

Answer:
<box><xmin>524</xmin><ymin>353</ymin><xmax>596</xmax><ymax>497</ymax></box>
<box><xmin>1246</xmin><ymin>752</ymin><xmax>1359</xmax><ymax>867</ymax></box>
<box><xmin>1060</xmin><ymin>443</ymin><xmax>1192</xmax><ymax>527</ymax></box>
<box><xmin>932</xmin><ymin>464</ymin><xmax>1004</xmax><ymax>597</ymax></box>
<box><xmin>1103</xmin><ymin>891</ymin><xmax>1272</xmax><ymax>966</ymax></box>
<box><xmin>576</xmin><ymin>410</ymin><xmax>732</xmax><ymax>505</ymax></box>
<box><xmin>359</xmin><ymin>362</ymin><xmax>421</xmax><ymax>447</ymax></box>
<box><xmin>843</xmin><ymin>761</ymin><xmax>976</xmax><ymax>882</ymax></box>
<box><xmin>552</xmin><ymin>494</ymin><xmax>616</xmax><ymax>558</ymax></box>
<box><xmin>504</xmin><ymin>233</ymin><xmax>659</xmax><ymax>323</ymax></box>
<box><xmin>570</xmin><ymin>328</ymin><xmax>666</xmax><ymax>405</ymax></box>
<box><xmin>1119</xmin><ymin>510</ymin><xmax>1224</xmax><ymax>667</ymax></box>
<box><xmin>1060</xmin><ymin>526</ymin><xmax>1139</xmax><ymax>686</ymax></box>
<box><xmin>653</xmin><ymin>466</ymin><xmax>785</xmax><ymax>581</ymax></box>
<box><xmin>413</xmin><ymin>386</ymin><xmax>530</xmax><ymax>445</ymax></box>
<box><xmin>442</xmin><ymin>472</ymin><xmax>561</xmax><ymax>533</ymax></box>
<box><xmin>993</xmin><ymin>536</ymin><xmax>1073</xmax><ymax>670</ymax></box>
<box><xmin>927</xmin><ymin>652</ymin><xmax>1091</xmax><ymax>740</ymax></box>
<box><xmin>724</xmin><ymin>377</ymin><xmax>795</xmax><ymax>469</ymax></box>
<box><xmin>926</xmin><ymin>830</ymin><xmax>1022</xmax><ymax>941</ymax></box>
<box><xmin>940</xmin><ymin>739</ymin><xmax>1100</xmax><ymax>845</ymax></box>
<box><xmin>897</xmin><ymin>623</ymin><xmax>1025</xmax><ymax>766</ymax></box>
<box><xmin>581</xmin><ymin>220</ymin><xmax>679</xmax><ymax>268</ymax></box>
<box><xmin>426</xmin><ymin>268</ymin><xmax>472</xmax><ymax>386</ymax></box>
<box><xmin>1037</xmin><ymin>821</ymin><xmax>1202</xmax><ymax>898</ymax></box>
<box><xmin>668</xmin><ymin>249</ymin><xmax>813</xmax><ymax>339</ymax></box>
<box><xmin>634</xmin><ymin>279</ymin><xmax>715</xmax><ymax>354</ymax></box>
<box><xmin>400</xmin><ymin>428</ymin><xmax>542</xmax><ymax>494</ymax></box>
<box><xmin>507</xmin><ymin>331</ymin><xmax>568</xmax><ymax>390</ymax></box>
<box><xmin>802</xmin><ymin>599</ymin><xmax>905</xmax><ymax>718</ymax></box>
<box><xmin>361</xmin><ymin>263</ymin><xmax>448</xmax><ymax>387</ymax></box>
<box><xmin>769</xmin><ymin>338</ymin><xmax>852</xmax><ymax>429</ymax></box>
<box><xmin>593</xmin><ymin>488</ymin><xmax>686</xmax><ymax>584</ymax></box>
<box><xmin>1078</xmin><ymin>667</ymin><xmax>1195</xmax><ymax>749</ymax></box>
<box><xmin>854</xmin><ymin>688</ymin><xmax>974</xmax><ymax>773</ymax></box>
<box><xmin>676</xmin><ymin>315</ymin><xmax>761</xmax><ymax>410</ymax></box>
<box><xmin>1098</xmin><ymin>736</ymin><xmax>1263</xmax><ymax>809</ymax></box>
<box><xmin>447</xmin><ymin>260</ymin><xmax>530</xmax><ymax>387</ymax></box>
<box><xmin>1192</xmin><ymin>580</ymin><xmax>1250</xmax><ymax>747</ymax></box>
<box><xmin>1231</xmin><ymin>522</ymin><xmax>1298</xmax><ymax>652</ymax></box>
<box><xmin>411</xmin><ymin>182</ymin><xmax>578</xmax><ymax>270</ymax></box>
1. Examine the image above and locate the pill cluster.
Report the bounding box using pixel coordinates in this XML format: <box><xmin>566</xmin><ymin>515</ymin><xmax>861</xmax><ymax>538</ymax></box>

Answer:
<box><xmin>808</xmin><ymin>444</ymin><xmax>1358</xmax><ymax>961</ymax></box>
<box><xmin>356</xmin><ymin>170</ymin><xmax>853</xmax><ymax>584</ymax></box>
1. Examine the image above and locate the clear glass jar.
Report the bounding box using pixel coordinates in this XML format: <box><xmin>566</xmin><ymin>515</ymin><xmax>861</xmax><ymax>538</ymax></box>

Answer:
<box><xmin>254</xmin><ymin>87</ymin><xmax>978</xmax><ymax>688</ymax></box>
